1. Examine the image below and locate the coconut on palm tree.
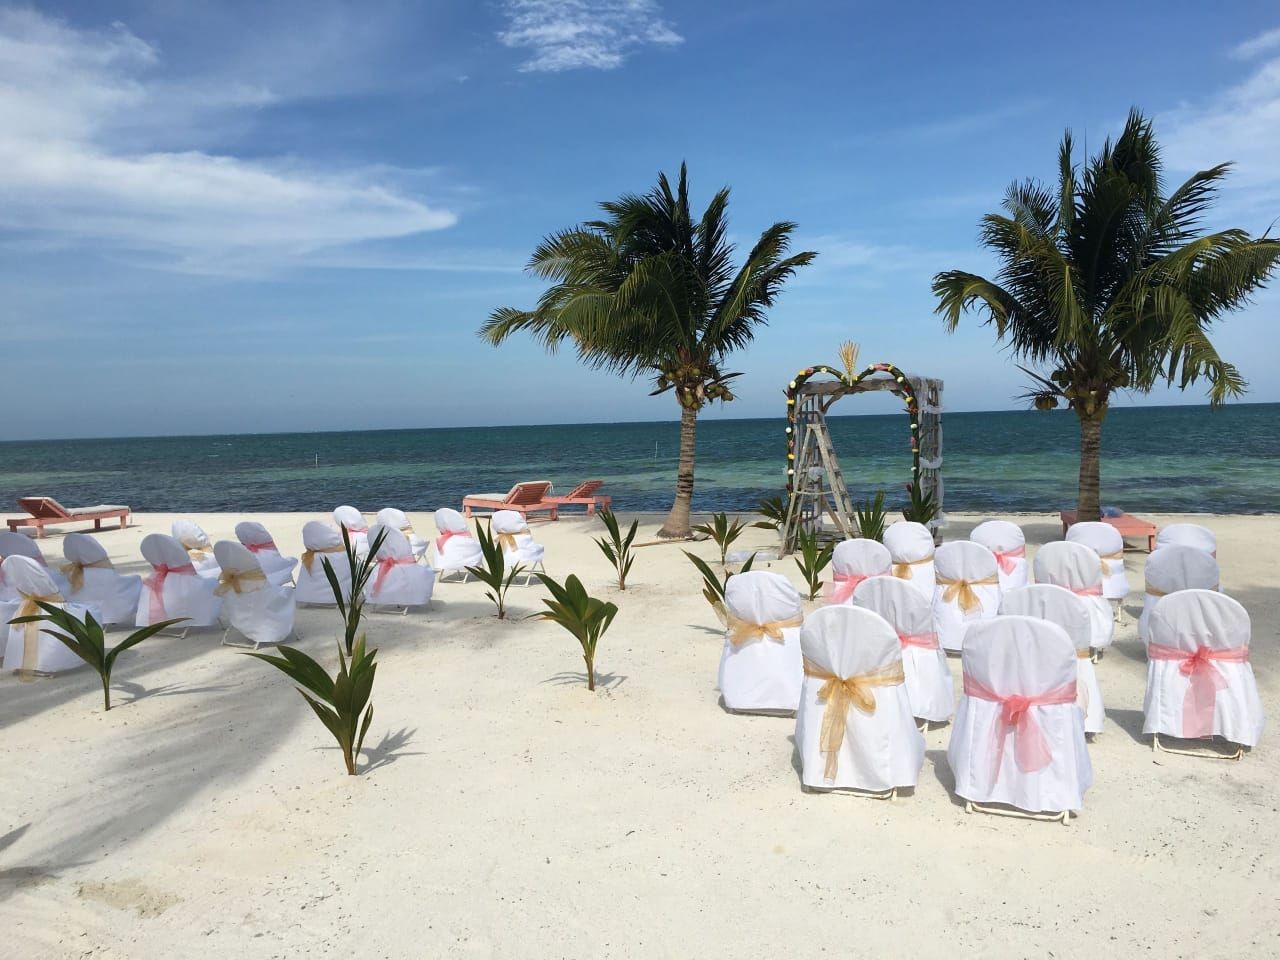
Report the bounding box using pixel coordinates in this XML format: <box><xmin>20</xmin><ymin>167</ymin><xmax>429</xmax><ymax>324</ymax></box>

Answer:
<box><xmin>480</xmin><ymin>163</ymin><xmax>816</xmax><ymax>538</ymax></box>
<box><xmin>933</xmin><ymin>110</ymin><xmax>1279</xmax><ymax>522</ymax></box>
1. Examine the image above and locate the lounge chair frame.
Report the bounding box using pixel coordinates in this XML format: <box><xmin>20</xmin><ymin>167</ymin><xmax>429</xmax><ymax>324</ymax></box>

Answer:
<box><xmin>9</xmin><ymin>497</ymin><xmax>130</xmax><ymax>538</ymax></box>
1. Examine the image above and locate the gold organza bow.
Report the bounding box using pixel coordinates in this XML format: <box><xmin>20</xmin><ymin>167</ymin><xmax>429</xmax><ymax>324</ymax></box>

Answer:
<box><xmin>804</xmin><ymin>657</ymin><xmax>906</xmax><ymax>781</ymax></box>
<box><xmin>891</xmin><ymin>557</ymin><xmax>931</xmax><ymax>579</ymax></box>
<box><xmin>214</xmin><ymin>567</ymin><xmax>268</xmax><ymax>596</ymax></box>
<box><xmin>301</xmin><ymin>544</ymin><xmax>344</xmax><ymax>572</ymax></box>
<box><xmin>14</xmin><ymin>590</ymin><xmax>65</xmax><ymax>681</ymax></box>
<box><xmin>181</xmin><ymin>540</ymin><xmax>212</xmax><ymax>562</ymax></box>
<box><xmin>726</xmin><ymin>612</ymin><xmax>803</xmax><ymax>646</ymax></box>
<box><xmin>497</xmin><ymin>530</ymin><xmax>528</xmax><ymax>552</ymax></box>
<box><xmin>1099</xmin><ymin>550</ymin><xmax>1123</xmax><ymax>574</ymax></box>
<box><xmin>60</xmin><ymin>558</ymin><xmax>112</xmax><ymax>592</ymax></box>
<box><xmin>400</xmin><ymin>524</ymin><xmax>416</xmax><ymax>538</ymax></box>
<box><xmin>937</xmin><ymin>574</ymin><xmax>999</xmax><ymax>614</ymax></box>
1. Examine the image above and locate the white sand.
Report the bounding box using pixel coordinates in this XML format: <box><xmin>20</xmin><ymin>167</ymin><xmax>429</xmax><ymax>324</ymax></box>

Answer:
<box><xmin>1</xmin><ymin>510</ymin><xmax>1277</xmax><ymax>958</ymax></box>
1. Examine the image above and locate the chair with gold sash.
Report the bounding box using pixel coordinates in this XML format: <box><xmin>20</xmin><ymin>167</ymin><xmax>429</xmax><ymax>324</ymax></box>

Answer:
<box><xmin>853</xmin><ymin>575</ymin><xmax>953</xmax><ymax>725</ymax></box>
<box><xmin>718</xmin><ymin>571</ymin><xmax>804</xmax><ymax>714</ymax></box>
<box><xmin>1000</xmin><ymin>585</ymin><xmax>1104</xmax><ymax>735</ymax></box>
<box><xmin>365</xmin><ymin>525</ymin><xmax>434</xmax><ymax>610</ymax></box>
<box><xmin>296</xmin><ymin>521</ymin><xmax>353</xmax><ymax>606</ymax></box>
<box><xmin>826</xmin><ymin>538</ymin><xmax>891</xmax><ymax>605</ymax></box>
<box><xmin>431</xmin><ymin>508</ymin><xmax>484</xmax><ymax>582</ymax></box>
<box><xmin>970</xmin><ymin>519</ymin><xmax>1027</xmax><ymax>592</ymax></box>
<box><xmin>135</xmin><ymin>533</ymin><xmax>221</xmax><ymax>629</ymax></box>
<box><xmin>794</xmin><ymin>605</ymin><xmax>923</xmax><ymax>796</ymax></box>
<box><xmin>332</xmin><ymin>505</ymin><xmax>371</xmax><ymax>556</ymax></box>
<box><xmin>171</xmin><ymin>519</ymin><xmax>221</xmax><ymax>580</ymax></box>
<box><xmin>212</xmin><ymin>541</ymin><xmax>296</xmax><ymax>648</ymax></box>
<box><xmin>932</xmin><ymin>541</ymin><xmax>1001</xmax><ymax>653</ymax></box>
<box><xmin>1066</xmin><ymin>520</ymin><xmax>1129</xmax><ymax>602</ymax></box>
<box><xmin>947</xmin><ymin>616</ymin><xmax>1092</xmax><ymax>822</ymax></box>
<box><xmin>883</xmin><ymin>521</ymin><xmax>935</xmax><ymax>601</ymax></box>
<box><xmin>492</xmin><ymin>509</ymin><xmax>546</xmax><ymax>584</ymax></box>
<box><xmin>1032</xmin><ymin>542</ymin><xmax>1113</xmax><ymax>655</ymax></box>
<box><xmin>1</xmin><ymin>555</ymin><xmax>102</xmax><ymax>675</ymax></box>
<box><xmin>1156</xmin><ymin>523</ymin><xmax>1217</xmax><ymax>558</ymax></box>
<box><xmin>235</xmin><ymin>521</ymin><xmax>298</xmax><ymax>586</ymax></box>
<box><xmin>1143</xmin><ymin>590</ymin><xmax>1262</xmax><ymax>758</ymax></box>
<box><xmin>375</xmin><ymin>508</ymin><xmax>428</xmax><ymax>562</ymax></box>
<box><xmin>60</xmin><ymin>532</ymin><xmax>141</xmax><ymax>625</ymax></box>
<box><xmin>0</xmin><ymin>530</ymin><xmax>71</xmax><ymax>599</ymax></box>
<box><xmin>1139</xmin><ymin>545</ymin><xmax>1221</xmax><ymax>642</ymax></box>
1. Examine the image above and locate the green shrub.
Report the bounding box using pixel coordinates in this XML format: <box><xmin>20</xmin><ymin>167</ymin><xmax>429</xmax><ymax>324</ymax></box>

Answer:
<box><xmin>467</xmin><ymin>521</ymin><xmax>526</xmax><ymax>619</ymax></box>
<box><xmin>594</xmin><ymin>509</ymin><xmax>637</xmax><ymax>590</ymax></box>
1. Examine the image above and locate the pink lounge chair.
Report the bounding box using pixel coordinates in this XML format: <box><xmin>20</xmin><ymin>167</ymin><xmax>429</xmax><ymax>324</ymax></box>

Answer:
<box><xmin>1060</xmin><ymin>510</ymin><xmax>1156</xmax><ymax>552</ymax></box>
<box><xmin>462</xmin><ymin>481</ymin><xmax>558</xmax><ymax>520</ymax></box>
<box><xmin>8</xmin><ymin>497</ymin><xmax>130</xmax><ymax>539</ymax></box>
<box><xmin>544</xmin><ymin>480</ymin><xmax>612</xmax><ymax>516</ymax></box>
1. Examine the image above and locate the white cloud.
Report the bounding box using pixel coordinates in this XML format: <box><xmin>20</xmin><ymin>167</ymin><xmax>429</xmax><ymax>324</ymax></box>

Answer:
<box><xmin>1231</xmin><ymin>26</ymin><xmax>1280</xmax><ymax>60</ymax></box>
<box><xmin>498</xmin><ymin>0</ymin><xmax>682</xmax><ymax>73</ymax></box>
<box><xmin>0</xmin><ymin>8</ymin><xmax>455</xmax><ymax>273</ymax></box>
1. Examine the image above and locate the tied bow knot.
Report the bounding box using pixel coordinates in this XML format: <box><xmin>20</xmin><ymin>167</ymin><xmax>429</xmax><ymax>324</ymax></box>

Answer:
<box><xmin>301</xmin><ymin>544</ymin><xmax>344</xmax><ymax>572</ymax></box>
<box><xmin>804</xmin><ymin>657</ymin><xmax>907</xmax><ymax>781</ymax></box>
<box><xmin>244</xmin><ymin>540</ymin><xmax>277</xmax><ymax>555</ymax></box>
<box><xmin>826</xmin><ymin>571</ymin><xmax>870</xmax><ymax>605</ymax></box>
<box><xmin>991</xmin><ymin>545</ymin><xmax>1025</xmax><ymax>575</ymax></box>
<box><xmin>726</xmin><ymin>612</ymin><xmax>803</xmax><ymax>646</ymax></box>
<box><xmin>143</xmin><ymin>562</ymin><xmax>196</xmax><ymax>622</ymax></box>
<box><xmin>214</xmin><ymin>567</ymin><xmax>267</xmax><ymax>596</ymax></box>
<box><xmin>181</xmin><ymin>539</ymin><xmax>212</xmax><ymax>561</ymax></box>
<box><xmin>891</xmin><ymin>557</ymin><xmax>930</xmax><ymax>580</ymax></box>
<box><xmin>898</xmin><ymin>630</ymin><xmax>939</xmax><ymax>650</ymax></box>
<box><xmin>60</xmin><ymin>557</ymin><xmax>112</xmax><ymax>592</ymax></box>
<box><xmin>15</xmin><ymin>589</ymin><xmax>65</xmax><ymax>681</ymax></box>
<box><xmin>435</xmin><ymin>530</ymin><xmax>471</xmax><ymax>554</ymax></box>
<box><xmin>937</xmin><ymin>574</ymin><xmax>999</xmax><ymax>615</ymax></box>
<box><xmin>497</xmin><ymin>530</ymin><xmax>528</xmax><ymax>553</ymax></box>
<box><xmin>962</xmin><ymin>675</ymin><xmax>1077</xmax><ymax>788</ymax></box>
<box><xmin>1147</xmin><ymin>641</ymin><xmax>1248</xmax><ymax>739</ymax></box>
<box><xmin>373</xmin><ymin>555</ymin><xmax>416</xmax><ymax>593</ymax></box>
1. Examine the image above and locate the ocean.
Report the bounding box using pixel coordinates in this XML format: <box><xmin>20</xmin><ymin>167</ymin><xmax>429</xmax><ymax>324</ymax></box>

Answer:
<box><xmin>1</xmin><ymin>403</ymin><xmax>1276</xmax><ymax>516</ymax></box>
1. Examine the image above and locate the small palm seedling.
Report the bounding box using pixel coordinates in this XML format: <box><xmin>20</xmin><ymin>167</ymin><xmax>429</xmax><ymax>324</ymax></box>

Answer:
<box><xmin>530</xmin><ymin>574</ymin><xmax>618</xmax><ymax>691</ymax></box>
<box><xmin>467</xmin><ymin>521</ymin><xmax>526</xmax><ymax>619</ymax></box>
<box><xmin>9</xmin><ymin>603</ymin><xmax>186</xmax><ymax>711</ymax></box>
<box><xmin>324</xmin><ymin>526</ymin><xmax>389</xmax><ymax>656</ymax></box>
<box><xmin>247</xmin><ymin>636</ymin><xmax>378</xmax><ymax>776</ymax></box>
<box><xmin>684</xmin><ymin>550</ymin><xmax>754</xmax><ymax>624</ymax></box>
<box><xmin>693</xmin><ymin>511</ymin><xmax>747</xmax><ymax>566</ymax></box>
<box><xmin>594</xmin><ymin>508</ymin><xmax>637</xmax><ymax>590</ymax></box>
<box><xmin>793</xmin><ymin>527</ymin><xmax>834</xmax><ymax>601</ymax></box>
<box><xmin>753</xmin><ymin>494</ymin><xmax>788</xmax><ymax>531</ymax></box>
<box><xmin>901</xmin><ymin>478</ymin><xmax>940</xmax><ymax>526</ymax></box>
<box><xmin>854</xmin><ymin>490</ymin><xmax>889</xmax><ymax>542</ymax></box>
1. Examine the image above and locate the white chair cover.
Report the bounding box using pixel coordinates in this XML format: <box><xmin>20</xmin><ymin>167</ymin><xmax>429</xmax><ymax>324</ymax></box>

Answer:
<box><xmin>212</xmin><ymin>541</ymin><xmax>295</xmax><ymax>647</ymax></box>
<box><xmin>1156</xmin><ymin>523</ymin><xmax>1217</xmax><ymax>557</ymax></box>
<box><xmin>375</xmin><ymin>508</ymin><xmax>429</xmax><ymax>561</ymax></box>
<box><xmin>365</xmin><ymin>524</ymin><xmax>434</xmax><ymax>608</ymax></box>
<box><xmin>0</xmin><ymin>530</ymin><xmax>70</xmax><ymax>597</ymax></box>
<box><xmin>234</xmin><ymin>521</ymin><xmax>298</xmax><ymax>586</ymax></box>
<box><xmin>970</xmin><ymin>520</ymin><xmax>1027</xmax><ymax>591</ymax></box>
<box><xmin>718</xmin><ymin>571</ymin><xmax>804</xmax><ymax>714</ymax></box>
<box><xmin>296</xmin><ymin>521</ymin><xmax>354</xmax><ymax>605</ymax></box>
<box><xmin>332</xmin><ymin>505</ymin><xmax>370</xmax><ymax>555</ymax></box>
<box><xmin>1139</xmin><ymin>545</ymin><xmax>1220</xmax><ymax>641</ymax></box>
<box><xmin>947</xmin><ymin>615</ymin><xmax>1092</xmax><ymax>813</ymax></box>
<box><xmin>1000</xmin><ymin>585</ymin><xmax>1104</xmax><ymax>734</ymax></box>
<box><xmin>827</xmin><ymin>538</ymin><xmax>891</xmax><ymax>605</ymax></box>
<box><xmin>431</xmin><ymin>508</ymin><xmax>483</xmax><ymax>576</ymax></box>
<box><xmin>883</xmin><ymin>521</ymin><xmax>936</xmax><ymax>600</ymax></box>
<box><xmin>853</xmin><ymin>576</ymin><xmax>953</xmax><ymax>723</ymax></box>
<box><xmin>932</xmin><ymin>541</ymin><xmax>1001</xmax><ymax>653</ymax></box>
<box><xmin>136</xmin><ymin>533</ymin><xmax>221</xmax><ymax>627</ymax></box>
<box><xmin>1</xmin><ymin>555</ymin><xmax>100</xmax><ymax>674</ymax></box>
<box><xmin>795</xmin><ymin>605</ymin><xmax>924</xmax><ymax>791</ymax></box>
<box><xmin>60</xmin><ymin>532</ymin><xmax>142</xmax><ymax>625</ymax></box>
<box><xmin>1065</xmin><ymin>521</ymin><xmax>1129</xmax><ymax>600</ymax></box>
<box><xmin>171</xmin><ymin>519</ymin><xmax>221</xmax><ymax>580</ymax></box>
<box><xmin>1142</xmin><ymin>589</ymin><xmax>1263</xmax><ymax>747</ymax></box>
<box><xmin>1032</xmin><ymin>541</ymin><xmax>1114</xmax><ymax>651</ymax></box>
<box><xmin>491</xmin><ymin>509</ymin><xmax>547</xmax><ymax>569</ymax></box>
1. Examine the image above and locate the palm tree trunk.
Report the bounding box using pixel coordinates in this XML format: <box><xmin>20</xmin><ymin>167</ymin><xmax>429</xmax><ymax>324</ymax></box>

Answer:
<box><xmin>658</xmin><ymin>404</ymin><xmax>698</xmax><ymax>538</ymax></box>
<box><xmin>1076</xmin><ymin>411</ymin><xmax>1104</xmax><ymax>522</ymax></box>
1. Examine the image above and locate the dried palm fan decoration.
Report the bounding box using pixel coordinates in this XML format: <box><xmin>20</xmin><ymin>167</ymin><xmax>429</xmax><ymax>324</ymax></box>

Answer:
<box><xmin>838</xmin><ymin>341</ymin><xmax>860</xmax><ymax>381</ymax></box>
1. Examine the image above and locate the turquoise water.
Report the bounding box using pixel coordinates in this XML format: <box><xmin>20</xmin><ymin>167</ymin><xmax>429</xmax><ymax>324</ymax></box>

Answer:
<box><xmin>0</xmin><ymin>404</ymin><xmax>1276</xmax><ymax>514</ymax></box>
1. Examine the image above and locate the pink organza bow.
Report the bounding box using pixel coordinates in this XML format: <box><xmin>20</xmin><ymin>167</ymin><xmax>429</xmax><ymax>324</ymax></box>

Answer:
<box><xmin>1072</xmin><ymin>583</ymin><xmax>1103</xmax><ymax>597</ymax></box>
<box><xmin>373</xmin><ymin>555</ymin><xmax>416</xmax><ymax>593</ymax></box>
<box><xmin>1146</xmin><ymin>642</ymin><xmax>1249</xmax><ymax>739</ymax></box>
<box><xmin>435</xmin><ymin>530</ymin><xmax>470</xmax><ymax>554</ymax></box>
<box><xmin>245</xmin><ymin>540</ymin><xmax>277</xmax><ymax>554</ymax></box>
<box><xmin>826</xmin><ymin>572</ymin><xmax>870</xmax><ymax>605</ymax></box>
<box><xmin>963</xmin><ymin>674</ymin><xmax>1077</xmax><ymax>786</ymax></box>
<box><xmin>143</xmin><ymin>562</ymin><xmax>195</xmax><ymax>621</ymax></box>
<box><xmin>992</xmin><ymin>545</ymin><xmax>1025</xmax><ymax>575</ymax></box>
<box><xmin>898</xmin><ymin>630</ymin><xmax>939</xmax><ymax>650</ymax></box>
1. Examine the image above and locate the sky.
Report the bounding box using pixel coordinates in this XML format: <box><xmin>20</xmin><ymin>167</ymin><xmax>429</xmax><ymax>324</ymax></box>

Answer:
<box><xmin>2</xmin><ymin>0</ymin><xmax>1279</xmax><ymax>440</ymax></box>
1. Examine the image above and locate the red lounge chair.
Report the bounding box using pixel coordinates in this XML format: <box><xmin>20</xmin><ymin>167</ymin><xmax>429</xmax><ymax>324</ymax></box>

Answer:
<box><xmin>1060</xmin><ymin>510</ymin><xmax>1156</xmax><ymax>552</ymax></box>
<box><xmin>545</xmin><ymin>479</ymin><xmax>612</xmax><ymax>516</ymax></box>
<box><xmin>462</xmin><ymin>481</ymin><xmax>558</xmax><ymax>520</ymax></box>
<box><xmin>8</xmin><ymin>497</ymin><xmax>131</xmax><ymax>539</ymax></box>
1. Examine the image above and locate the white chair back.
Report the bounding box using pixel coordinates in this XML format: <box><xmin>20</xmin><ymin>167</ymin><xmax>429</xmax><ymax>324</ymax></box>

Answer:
<box><xmin>828</xmin><ymin>538</ymin><xmax>891</xmax><ymax>604</ymax></box>
<box><xmin>234</xmin><ymin>521</ymin><xmax>298</xmax><ymax>586</ymax></box>
<box><xmin>366</xmin><ymin>524</ymin><xmax>434</xmax><ymax>607</ymax></box>
<box><xmin>0</xmin><ymin>531</ymin><xmax>47</xmax><ymax>564</ymax></box>
<box><xmin>212</xmin><ymin>540</ymin><xmax>294</xmax><ymax>647</ymax></box>
<box><xmin>853</xmin><ymin>575</ymin><xmax>953</xmax><ymax>723</ymax></box>
<box><xmin>932</xmin><ymin>540</ymin><xmax>1000</xmax><ymax>652</ymax></box>
<box><xmin>1139</xmin><ymin>544</ymin><xmax>1221</xmax><ymax>640</ymax></box>
<box><xmin>1156</xmin><ymin>523</ymin><xmax>1216</xmax><ymax>557</ymax></box>
<box><xmin>61</xmin><ymin>532</ymin><xmax>141</xmax><ymax>625</ymax></box>
<box><xmin>970</xmin><ymin>520</ymin><xmax>1027</xmax><ymax>591</ymax></box>
<box><xmin>434</xmin><ymin>507</ymin><xmax>469</xmax><ymax>533</ymax></box>
<box><xmin>718</xmin><ymin>570</ymin><xmax>804</xmax><ymax>714</ymax></box>
<box><xmin>1065</xmin><ymin>521</ymin><xmax>1129</xmax><ymax>599</ymax></box>
<box><xmin>171</xmin><ymin>519</ymin><xmax>220</xmax><ymax>579</ymax></box>
<box><xmin>0</xmin><ymin>555</ymin><xmax>96</xmax><ymax>674</ymax></box>
<box><xmin>431</xmin><ymin>508</ymin><xmax>483</xmax><ymax>575</ymax></box>
<box><xmin>1032</xmin><ymin>541</ymin><xmax>1113</xmax><ymax>650</ymax></box>
<box><xmin>136</xmin><ymin>533</ymin><xmax>221</xmax><ymax>627</ymax></box>
<box><xmin>492</xmin><ymin>509</ymin><xmax>546</xmax><ymax>569</ymax></box>
<box><xmin>375</xmin><ymin>508</ymin><xmax>428</xmax><ymax>559</ymax></box>
<box><xmin>883</xmin><ymin>521</ymin><xmax>935</xmax><ymax>600</ymax></box>
<box><xmin>332</xmin><ymin>506</ymin><xmax>370</xmax><ymax>553</ymax></box>
<box><xmin>296</xmin><ymin>521</ymin><xmax>352</xmax><ymax>605</ymax></box>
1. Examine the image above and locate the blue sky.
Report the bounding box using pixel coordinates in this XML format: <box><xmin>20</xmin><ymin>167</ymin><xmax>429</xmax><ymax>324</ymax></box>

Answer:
<box><xmin>2</xmin><ymin>0</ymin><xmax>1279</xmax><ymax>440</ymax></box>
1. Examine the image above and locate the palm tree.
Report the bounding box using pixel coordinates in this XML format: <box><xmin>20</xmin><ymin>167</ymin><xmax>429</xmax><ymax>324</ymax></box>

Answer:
<box><xmin>480</xmin><ymin>164</ymin><xmax>816</xmax><ymax>538</ymax></box>
<box><xmin>933</xmin><ymin>110</ymin><xmax>1279</xmax><ymax>521</ymax></box>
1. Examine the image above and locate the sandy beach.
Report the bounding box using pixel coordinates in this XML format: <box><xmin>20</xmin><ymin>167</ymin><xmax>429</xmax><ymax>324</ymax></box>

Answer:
<box><xmin>2</xmin><ymin>510</ymin><xmax>1277</xmax><ymax>959</ymax></box>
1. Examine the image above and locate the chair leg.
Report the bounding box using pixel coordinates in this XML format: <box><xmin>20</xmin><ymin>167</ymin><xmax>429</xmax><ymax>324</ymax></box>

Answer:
<box><xmin>1152</xmin><ymin>733</ymin><xmax>1243</xmax><ymax>761</ymax></box>
<box><xmin>965</xmin><ymin>800</ymin><xmax>1070</xmax><ymax>825</ymax></box>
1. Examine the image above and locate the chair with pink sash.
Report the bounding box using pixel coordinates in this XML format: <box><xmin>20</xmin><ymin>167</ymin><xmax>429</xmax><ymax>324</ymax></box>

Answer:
<box><xmin>212</xmin><ymin>541</ymin><xmax>296</xmax><ymax>648</ymax></box>
<box><xmin>365</xmin><ymin>524</ymin><xmax>434</xmax><ymax>610</ymax></box>
<box><xmin>375</xmin><ymin>508</ymin><xmax>428</xmax><ymax>561</ymax></box>
<box><xmin>794</xmin><ymin>605</ymin><xmax>924</xmax><ymax>796</ymax></box>
<box><xmin>431</xmin><ymin>508</ymin><xmax>483</xmax><ymax>582</ymax></box>
<box><xmin>491</xmin><ymin>509</ymin><xmax>547</xmax><ymax>584</ymax></box>
<box><xmin>1032</xmin><ymin>541</ymin><xmax>1113</xmax><ymax>655</ymax></box>
<box><xmin>826</xmin><ymin>539</ymin><xmax>891</xmax><ymax>605</ymax></box>
<box><xmin>135</xmin><ymin>533</ymin><xmax>221</xmax><ymax>630</ymax></box>
<box><xmin>853</xmin><ymin>576</ymin><xmax>953</xmax><ymax>724</ymax></box>
<box><xmin>947</xmin><ymin>615</ymin><xmax>1092</xmax><ymax>822</ymax></box>
<box><xmin>1065</xmin><ymin>520</ymin><xmax>1129</xmax><ymax>602</ymax></box>
<box><xmin>718</xmin><ymin>571</ymin><xmax>804</xmax><ymax>714</ymax></box>
<box><xmin>171</xmin><ymin>519</ymin><xmax>221</xmax><ymax>580</ymax></box>
<box><xmin>0</xmin><ymin>555</ymin><xmax>100</xmax><ymax>676</ymax></box>
<box><xmin>61</xmin><ymin>532</ymin><xmax>142</xmax><ymax>625</ymax></box>
<box><xmin>296</xmin><ymin>521</ymin><xmax>353</xmax><ymax>606</ymax></box>
<box><xmin>1139</xmin><ymin>545</ymin><xmax>1220</xmax><ymax>642</ymax></box>
<box><xmin>332</xmin><ymin>506</ymin><xmax>370</xmax><ymax>556</ymax></box>
<box><xmin>970</xmin><ymin>520</ymin><xmax>1027</xmax><ymax>592</ymax></box>
<box><xmin>1156</xmin><ymin>523</ymin><xmax>1217</xmax><ymax>557</ymax></box>
<box><xmin>932</xmin><ymin>541</ymin><xmax>1001</xmax><ymax>653</ymax></box>
<box><xmin>1143</xmin><ymin>589</ymin><xmax>1262</xmax><ymax>758</ymax></box>
<box><xmin>883</xmin><ymin>521</ymin><xmax>935</xmax><ymax>601</ymax></box>
<box><xmin>0</xmin><ymin>530</ymin><xmax>71</xmax><ymax>598</ymax></box>
<box><xmin>234</xmin><ymin>521</ymin><xmax>298</xmax><ymax>587</ymax></box>
<box><xmin>1000</xmin><ymin>585</ymin><xmax>1104</xmax><ymax>735</ymax></box>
